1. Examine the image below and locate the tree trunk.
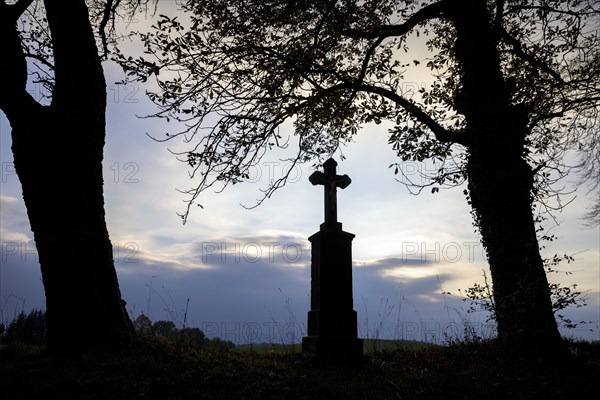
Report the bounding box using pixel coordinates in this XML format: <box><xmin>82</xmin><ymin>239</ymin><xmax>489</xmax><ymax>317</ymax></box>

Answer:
<box><xmin>0</xmin><ymin>0</ymin><xmax>133</xmax><ymax>353</ymax></box>
<box><xmin>451</xmin><ymin>0</ymin><xmax>563</xmax><ymax>356</ymax></box>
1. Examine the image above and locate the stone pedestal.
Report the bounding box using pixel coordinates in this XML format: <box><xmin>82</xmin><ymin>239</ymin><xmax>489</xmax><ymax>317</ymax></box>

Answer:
<box><xmin>302</xmin><ymin>222</ymin><xmax>363</xmax><ymax>359</ymax></box>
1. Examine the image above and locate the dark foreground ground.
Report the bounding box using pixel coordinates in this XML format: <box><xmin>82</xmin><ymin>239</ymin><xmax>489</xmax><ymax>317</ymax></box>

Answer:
<box><xmin>1</xmin><ymin>339</ymin><xmax>598</xmax><ymax>400</ymax></box>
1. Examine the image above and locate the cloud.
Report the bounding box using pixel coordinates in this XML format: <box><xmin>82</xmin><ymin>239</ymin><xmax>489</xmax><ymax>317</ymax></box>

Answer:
<box><xmin>0</xmin><ymin>195</ymin><xmax>33</xmax><ymax>242</ymax></box>
<box><xmin>116</xmin><ymin>239</ymin><xmax>311</xmax><ymax>343</ymax></box>
<box><xmin>0</xmin><ymin>243</ymin><xmax>44</xmax><ymax>323</ymax></box>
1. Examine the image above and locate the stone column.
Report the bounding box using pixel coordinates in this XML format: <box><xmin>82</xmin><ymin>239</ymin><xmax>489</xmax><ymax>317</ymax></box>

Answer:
<box><xmin>302</xmin><ymin>222</ymin><xmax>363</xmax><ymax>359</ymax></box>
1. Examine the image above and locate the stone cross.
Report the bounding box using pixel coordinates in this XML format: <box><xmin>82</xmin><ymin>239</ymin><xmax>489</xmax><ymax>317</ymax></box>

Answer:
<box><xmin>309</xmin><ymin>158</ymin><xmax>351</xmax><ymax>224</ymax></box>
<box><xmin>303</xmin><ymin>157</ymin><xmax>363</xmax><ymax>360</ymax></box>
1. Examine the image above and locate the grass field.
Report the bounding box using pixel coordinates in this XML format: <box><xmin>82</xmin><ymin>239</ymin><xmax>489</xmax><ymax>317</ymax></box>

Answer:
<box><xmin>234</xmin><ymin>338</ymin><xmax>434</xmax><ymax>354</ymax></box>
<box><xmin>1</xmin><ymin>338</ymin><xmax>598</xmax><ymax>399</ymax></box>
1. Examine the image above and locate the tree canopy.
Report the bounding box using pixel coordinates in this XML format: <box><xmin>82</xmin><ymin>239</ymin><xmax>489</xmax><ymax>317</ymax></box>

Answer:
<box><xmin>117</xmin><ymin>0</ymin><xmax>599</xmax><ymax>223</ymax></box>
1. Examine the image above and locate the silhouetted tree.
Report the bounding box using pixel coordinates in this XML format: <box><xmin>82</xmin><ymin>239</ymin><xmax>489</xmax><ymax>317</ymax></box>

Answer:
<box><xmin>0</xmin><ymin>0</ymin><xmax>153</xmax><ymax>353</ymax></box>
<box><xmin>3</xmin><ymin>309</ymin><xmax>46</xmax><ymax>345</ymax></box>
<box><xmin>205</xmin><ymin>337</ymin><xmax>235</xmax><ymax>352</ymax></box>
<box><xmin>152</xmin><ymin>320</ymin><xmax>177</xmax><ymax>337</ymax></box>
<box><xmin>178</xmin><ymin>327</ymin><xmax>208</xmax><ymax>347</ymax></box>
<box><xmin>133</xmin><ymin>313</ymin><xmax>153</xmax><ymax>336</ymax></box>
<box><xmin>133</xmin><ymin>315</ymin><xmax>231</xmax><ymax>349</ymax></box>
<box><xmin>117</xmin><ymin>0</ymin><xmax>599</xmax><ymax>356</ymax></box>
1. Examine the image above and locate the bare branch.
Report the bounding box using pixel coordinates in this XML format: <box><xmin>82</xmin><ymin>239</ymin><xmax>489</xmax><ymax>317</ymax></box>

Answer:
<box><xmin>346</xmin><ymin>82</ymin><xmax>469</xmax><ymax>146</ymax></box>
<box><xmin>343</xmin><ymin>0</ymin><xmax>450</xmax><ymax>39</ymax></box>
<box><xmin>24</xmin><ymin>49</ymin><xmax>55</xmax><ymax>71</ymax></box>
<box><xmin>500</xmin><ymin>28</ymin><xmax>564</xmax><ymax>84</ymax></box>
<box><xmin>99</xmin><ymin>0</ymin><xmax>122</xmax><ymax>60</ymax></box>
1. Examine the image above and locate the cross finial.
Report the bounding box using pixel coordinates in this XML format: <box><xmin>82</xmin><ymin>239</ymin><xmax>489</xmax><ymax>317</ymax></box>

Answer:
<box><xmin>309</xmin><ymin>158</ymin><xmax>351</xmax><ymax>226</ymax></box>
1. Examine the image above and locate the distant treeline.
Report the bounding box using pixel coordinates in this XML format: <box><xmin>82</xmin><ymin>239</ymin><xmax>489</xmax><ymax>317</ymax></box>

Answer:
<box><xmin>0</xmin><ymin>309</ymin><xmax>46</xmax><ymax>345</ymax></box>
<box><xmin>0</xmin><ymin>310</ymin><xmax>234</xmax><ymax>351</ymax></box>
<box><xmin>132</xmin><ymin>314</ymin><xmax>235</xmax><ymax>350</ymax></box>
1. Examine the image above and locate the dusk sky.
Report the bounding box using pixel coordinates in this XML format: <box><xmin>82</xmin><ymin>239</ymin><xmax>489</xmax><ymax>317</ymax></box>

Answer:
<box><xmin>1</xmin><ymin>3</ymin><xmax>598</xmax><ymax>344</ymax></box>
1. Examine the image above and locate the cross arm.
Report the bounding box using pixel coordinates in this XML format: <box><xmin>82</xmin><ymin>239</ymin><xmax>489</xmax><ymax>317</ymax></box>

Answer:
<box><xmin>309</xmin><ymin>171</ymin><xmax>327</xmax><ymax>186</ymax></box>
<box><xmin>309</xmin><ymin>171</ymin><xmax>352</xmax><ymax>189</ymax></box>
<box><xmin>335</xmin><ymin>174</ymin><xmax>351</xmax><ymax>189</ymax></box>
